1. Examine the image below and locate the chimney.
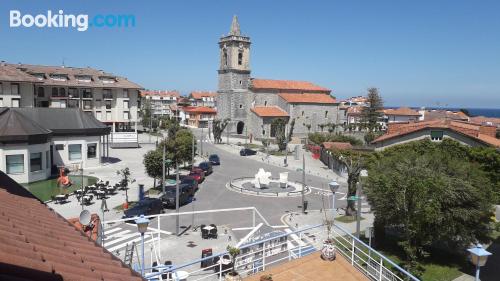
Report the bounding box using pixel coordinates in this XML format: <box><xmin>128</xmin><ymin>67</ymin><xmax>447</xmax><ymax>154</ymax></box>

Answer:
<box><xmin>418</xmin><ymin>107</ymin><xmax>425</xmax><ymax>121</ymax></box>
<box><xmin>479</xmin><ymin>125</ymin><xmax>496</xmax><ymax>138</ymax></box>
<box><xmin>0</xmin><ymin>61</ymin><xmax>5</xmax><ymax>66</ymax></box>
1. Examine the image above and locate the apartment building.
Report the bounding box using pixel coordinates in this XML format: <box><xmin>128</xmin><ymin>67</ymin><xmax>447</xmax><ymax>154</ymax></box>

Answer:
<box><xmin>0</xmin><ymin>62</ymin><xmax>143</xmax><ymax>147</ymax></box>
<box><xmin>140</xmin><ymin>90</ymin><xmax>180</xmax><ymax>119</ymax></box>
<box><xmin>188</xmin><ymin>91</ymin><xmax>217</xmax><ymax>108</ymax></box>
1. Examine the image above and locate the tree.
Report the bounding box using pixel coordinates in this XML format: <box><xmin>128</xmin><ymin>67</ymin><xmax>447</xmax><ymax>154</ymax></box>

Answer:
<box><xmin>272</xmin><ymin>118</ymin><xmax>287</xmax><ymax>151</ymax></box>
<box><xmin>330</xmin><ymin>149</ymin><xmax>369</xmax><ymax>216</ymax></box>
<box><xmin>161</xmin><ymin>117</ymin><xmax>180</xmax><ymax>138</ymax></box>
<box><xmin>212</xmin><ymin>118</ymin><xmax>230</xmax><ymax>144</ymax></box>
<box><xmin>319</xmin><ymin>124</ymin><xmax>326</xmax><ymax>132</ymax></box>
<box><xmin>326</xmin><ymin>122</ymin><xmax>336</xmax><ymax>133</ymax></box>
<box><xmin>140</xmin><ymin>99</ymin><xmax>159</xmax><ymax>131</ymax></box>
<box><xmin>143</xmin><ymin>149</ymin><xmax>163</xmax><ymax>188</ymax></box>
<box><xmin>361</xmin><ymin>88</ymin><xmax>384</xmax><ymax>132</ymax></box>
<box><xmin>308</xmin><ymin>132</ymin><xmax>363</xmax><ymax>146</ymax></box>
<box><xmin>287</xmin><ymin>118</ymin><xmax>295</xmax><ymax>142</ymax></box>
<box><xmin>116</xmin><ymin>167</ymin><xmax>136</xmax><ymax>203</ymax></box>
<box><xmin>459</xmin><ymin>108</ymin><xmax>471</xmax><ymax>117</ymax></box>
<box><xmin>364</xmin><ymin>139</ymin><xmax>495</xmax><ymax>273</ymax></box>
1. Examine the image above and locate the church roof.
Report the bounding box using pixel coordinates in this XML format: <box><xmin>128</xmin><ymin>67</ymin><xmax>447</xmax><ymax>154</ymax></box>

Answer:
<box><xmin>278</xmin><ymin>93</ymin><xmax>336</xmax><ymax>104</ymax></box>
<box><xmin>251</xmin><ymin>106</ymin><xmax>289</xmax><ymax>117</ymax></box>
<box><xmin>251</xmin><ymin>79</ymin><xmax>331</xmax><ymax>93</ymax></box>
<box><xmin>230</xmin><ymin>15</ymin><xmax>241</xmax><ymax>36</ymax></box>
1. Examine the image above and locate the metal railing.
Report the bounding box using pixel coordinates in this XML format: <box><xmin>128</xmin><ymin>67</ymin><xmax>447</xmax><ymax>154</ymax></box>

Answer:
<box><xmin>140</xmin><ymin>222</ymin><xmax>420</xmax><ymax>281</ymax></box>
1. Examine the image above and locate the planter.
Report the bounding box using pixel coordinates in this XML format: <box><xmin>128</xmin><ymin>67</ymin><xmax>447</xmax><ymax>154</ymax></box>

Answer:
<box><xmin>225</xmin><ymin>273</ymin><xmax>242</xmax><ymax>281</ymax></box>
<box><xmin>320</xmin><ymin>240</ymin><xmax>336</xmax><ymax>261</ymax></box>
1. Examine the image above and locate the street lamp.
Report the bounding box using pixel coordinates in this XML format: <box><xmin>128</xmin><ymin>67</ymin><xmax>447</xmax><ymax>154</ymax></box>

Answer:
<box><xmin>135</xmin><ymin>215</ymin><xmax>150</xmax><ymax>277</ymax></box>
<box><xmin>467</xmin><ymin>244</ymin><xmax>492</xmax><ymax>281</ymax></box>
<box><xmin>328</xmin><ymin>181</ymin><xmax>340</xmax><ymax>223</ymax></box>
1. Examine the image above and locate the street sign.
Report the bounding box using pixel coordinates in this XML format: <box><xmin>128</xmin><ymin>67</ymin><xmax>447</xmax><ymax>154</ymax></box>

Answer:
<box><xmin>347</xmin><ymin>196</ymin><xmax>360</xmax><ymax>201</ymax></box>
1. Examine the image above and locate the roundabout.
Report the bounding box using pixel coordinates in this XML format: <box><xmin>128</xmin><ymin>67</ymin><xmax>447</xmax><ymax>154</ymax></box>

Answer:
<box><xmin>228</xmin><ymin>177</ymin><xmax>312</xmax><ymax>197</ymax></box>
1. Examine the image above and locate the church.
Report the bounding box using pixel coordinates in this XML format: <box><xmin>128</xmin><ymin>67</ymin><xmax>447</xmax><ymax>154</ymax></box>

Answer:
<box><xmin>216</xmin><ymin>16</ymin><xmax>340</xmax><ymax>141</ymax></box>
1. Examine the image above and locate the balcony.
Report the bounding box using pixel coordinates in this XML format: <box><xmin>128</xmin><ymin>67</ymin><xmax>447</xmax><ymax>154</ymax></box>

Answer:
<box><xmin>103</xmin><ymin>94</ymin><xmax>113</xmax><ymax>100</ymax></box>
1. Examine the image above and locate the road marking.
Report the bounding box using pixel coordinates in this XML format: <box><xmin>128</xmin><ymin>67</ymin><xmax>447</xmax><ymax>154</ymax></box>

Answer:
<box><xmin>107</xmin><ymin>234</ymin><xmax>157</xmax><ymax>252</ymax></box>
<box><xmin>284</xmin><ymin>228</ymin><xmax>306</xmax><ymax>246</ymax></box>
<box><xmin>105</xmin><ymin>230</ymin><xmax>131</xmax><ymax>239</ymax></box>
<box><xmin>104</xmin><ymin>233</ymin><xmax>140</xmax><ymax>246</ymax></box>
<box><xmin>103</xmin><ymin>227</ymin><xmax>123</xmax><ymax>235</ymax></box>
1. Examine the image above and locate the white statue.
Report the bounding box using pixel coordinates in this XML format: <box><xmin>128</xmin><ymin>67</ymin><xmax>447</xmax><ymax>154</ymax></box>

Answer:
<box><xmin>279</xmin><ymin>172</ymin><xmax>288</xmax><ymax>188</ymax></box>
<box><xmin>253</xmin><ymin>168</ymin><xmax>272</xmax><ymax>189</ymax></box>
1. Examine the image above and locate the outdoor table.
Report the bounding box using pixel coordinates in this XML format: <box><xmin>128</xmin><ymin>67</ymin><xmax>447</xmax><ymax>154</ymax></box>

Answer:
<box><xmin>203</xmin><ymin>225</ymin><xmax>215</xmax><ymax>231</ymax></box>
<box><xmin>105</xmin><ymin>187</ymin><xmax>115</xmax><ymax>193</ymax></box>
<box><xmin>172</xmin><ymin>271</ymin><xmax>189</xmax><ymax>281</ymax></box>
<box><xmin>75</xmin><ymin>189</ymin><xmax>84</xmax><ymax>195</ymax></box>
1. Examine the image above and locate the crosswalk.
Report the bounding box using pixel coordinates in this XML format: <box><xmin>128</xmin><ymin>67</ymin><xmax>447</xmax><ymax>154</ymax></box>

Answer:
<box><xmin>102</xmin><ymin>224</ymin><xmax>172</xmax><ymax>254</ymax></box>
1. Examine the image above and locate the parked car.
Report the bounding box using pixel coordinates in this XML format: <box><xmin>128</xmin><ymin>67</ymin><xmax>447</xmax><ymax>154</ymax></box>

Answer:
<box><xmin>240</xmin><ymin>148</ymin><xmax>257</xmax><ymax>156</ymax></box>
<box><xmin>123</xmin><ymin>198</ymin><xmax>163</xmax><ymax>220</ymax></box>
<box><xmin>160</xmin><ymin>184</ymin><xmax>193</xmax><ymax>208</ymax></box>
<box><xmin>208</xmin><ymin>154</ymin><xmax>220</xmax><ymax>165</ymax></box>
<box><xmin>189</xmin><ymin>169</ymin><xmax>205</xmax><ymax>183</ymax></box>
<box><xmin>181</xmin><ymin>176</ymin><xmax>199</xmax><ymax>192</ymax></box>
<box><xmin>198</xmin><ymin>161</ymin><xmax>213</xmax><ymax>175</ymax></box>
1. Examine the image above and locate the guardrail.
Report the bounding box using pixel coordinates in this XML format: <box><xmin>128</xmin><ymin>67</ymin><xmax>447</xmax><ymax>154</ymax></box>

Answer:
<box><xmin>141</xmin><ymin>222</ymin><xmax>420</xmax><ymax>281</ymax></box>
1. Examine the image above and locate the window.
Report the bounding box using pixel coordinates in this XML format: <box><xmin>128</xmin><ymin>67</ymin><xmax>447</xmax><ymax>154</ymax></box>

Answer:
<box><xmin>0</xmin><ymin>82</ymin><xmax>3</xmax><ymax>94</ymax></box>
<box><xmin>68</xmin><ymin>88</ymin><xmax>78</xmax><ymax>98</ymax></box>
<box><xmin>238</xmin><ymin>52</ymin><xmax>243</xmax><ymax>65</ymax></box>
<box><xmin>46</xmin><ymin>151</ymin><xmax>50</xmax><ymax>169</ymax></box>
<box><xmin>301</xmin><ymin>111</ymin><xmax>305</xmax><ymax>116</ymax></box>
<box><xmin>37</xmin><ymin>87</ymin><xmax>45</xmax><ymax>98</ymax></box>
<box><xmin>123</xmin><ymin>111</ymin><xmax>129</xmax><ymax>120</ymax></box>
<box><xmin>59</xmin><ymin>88</ymin><xmax>66</xmax><ymax>97</ymax></box>
<box><xmin>103</xmin><ymin>89</ymin><xmax>112</xmax><ymax>99</ymax></box>
<box><xmin>12</xmin><ymin>98</ymin><xmax>20</xmax><ymax>107</ymax></box>
<box><xmin>83</xmin><ymin>100</ymin><xmax>93</xmax><ymax>110</ymax></box>
<box><xmin>325</xmin><ymin>111</ymin><xmax>328</xmax><ymax>118</ymax></box>
<box><xmin>11</xmin><ymin>83</ymin><xmax>19</xmax><ymax>95</ymax></box>
<box><xmin>52</xmin><ymin>88</ymin><xmax>59</xmax><ymax>97</ymax></box>
<box><xmin>264</xmin><ymin>101</ymin><xmax>267</xmax><ymax>106</ymax></box>
<box><xmin>75</xmin><ymin>75</ymin><xmax>92</xmax><ymax>82</ymax></box>
<box><xmin>68</xmin><ymin>144</ymin><xmax>82</xmax><ymax>160</ymax></box>
<box><xmin>95</xmin><ymin>99</ymin><xmax>102</xmax><ymax>108</ymax></box>
<box><xmin>87</xmin><ymin>143</ymin><xmax>97</xmax><ymax>159</ymax></box>
<box><xmin>106</xmin><ymin>111</ymin><xmax>112</xmax><ymax>120</ymax></box>
<box><xmin>30</xmin><ymin>152</ymin><xmax>42</xmax><ymax>172</ymax></box>
<box><xmin>96</xmin><ymin>111</ymin><xmax>102</xmax><ymax>120</ymax></box>
<box><xmin>123</xmin><ymin>100</ymin><xmax>129</xmax><ymax>109</ymax></box>
<box><xmin>239</xmin><ymin>104</ymin><xmax>243</xmax><ymax>109</ymax></box>
<box><xmin>123</xmin><ymin>89</ymin><xmax>129</xmax><ymax>98</ymax></box>
<box><xmin>430</xmin><ymin>130</ymin><xmax>443</xmax><ymax>141</ymax></box>
<box><xmin>105</xmin><ymin>100</ymin><xmax>112</xmax><ymax>109</ymax></box>
<box><xmin>81</xmin><ymin>88</ymin><xmax>91</xmax><ymax>99</ymax></box>
<box><xmin>68</xmin><ymin>99</ymin><xmax>79</xmax><ymax>108</ymax></box>
<box><xmin>223</xmin><ymin>49</ymin><xmax>228</xmax><ymax>66</ymax></box>
<box><xmin>262</xmin><ymin>130</ymin><xmax>266</xmax><ymax>136</ymax></box>
<box><xmin>6</xmin><ymin>154</ymin><xmax>24</xmax><ymax>174</ymax></box>
<box><xmin>0</xmin><ymin>98</ymin><xmax>3</xmax><ymax>107</ymax></box>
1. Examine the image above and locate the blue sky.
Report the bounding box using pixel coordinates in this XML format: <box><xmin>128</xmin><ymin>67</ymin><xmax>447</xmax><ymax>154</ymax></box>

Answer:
<box><xmin>0</xmin><ymin>0</ymin><xmax>499</xmax><ymax>108</ymax></box>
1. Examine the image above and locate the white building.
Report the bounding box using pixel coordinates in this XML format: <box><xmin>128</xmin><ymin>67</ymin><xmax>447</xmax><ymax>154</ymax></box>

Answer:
<box><xmin>0</xmin><ymin>108</ymin><xmax>110</xmax><ymax>183</ymax></box>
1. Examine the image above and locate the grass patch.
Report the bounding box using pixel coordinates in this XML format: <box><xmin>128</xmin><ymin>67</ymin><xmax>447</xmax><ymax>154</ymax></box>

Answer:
<box><xmin>244</xmin><ymin>143</ymin><xmax>262</xmax><ymax>149</ymax></box>
<box><xmin>113</xmin><ymin>201</ymin><xmax>137</xmax><ymax>211</ymax></box>
<box><xmin>336</xmin><ymin>215</ymin><xmax>364</xmax><ymax>223</ymax></box>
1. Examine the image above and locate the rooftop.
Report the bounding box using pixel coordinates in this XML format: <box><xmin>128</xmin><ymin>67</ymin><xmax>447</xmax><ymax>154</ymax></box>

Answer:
<box><xmin>182</xmin><ymin>106</ymin><xmax>217</xmax><ymax>114</ymax></box>
<box><xmin>278</xmin><ymin>93</ymin><xmax>336</xmax><ymax>104</ymax></box>
<box><xmin>0</xmin><ymin>170</ymin><xmax>142</xmax><ymax>281</ymax></box>
<box><xmin>0</xmin><ymin>63</ymin><xmax>40</xmax><ymax>83</ymax></box>
<box><xmin>251</xmin><ymin>106</ymin><xmax>289</xmax><ymax>117</ymax></box>
<box><xmin>422</xmin><ymin>109</ymin><xmax>469</xmax><ymax>121</ymax></box>
<box><xmin>251</xmin><ymin>79</ymin><xmax>330</xmax><ymax>93</ymax></box>
<box><xmin>383</xmin><ymin>107</ymin><xmax>421</xmax><ymax>116</ymax></box>
<box><xmin>321</xmin><ymin>142</ymin><xmax>353</xmax><ymax>150</ymax></box>
<box><xmin>140</xmin><ymin>90</ymin><xmax>180</xmax><ymax>98</ymax></box>
<box><xmin>244</xmin><ymin>252</ymin><xmax>368</xmax><ymax>281</ymax></box>
<box><xmin>189</xmin><ymin>91</ymin><xmax>217</xmax><ymax>99</ymax></box>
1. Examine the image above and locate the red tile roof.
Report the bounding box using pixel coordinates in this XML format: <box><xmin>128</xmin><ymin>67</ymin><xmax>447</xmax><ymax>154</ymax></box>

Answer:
<box><xmin>322</xmin><ymin>142</ymin><xmax>353</xmax><ymax>150</ymax></box>
<box><xmin>251</xmin><ymin>106</ymin><xmax>289</xmax><ymax>117</ymax></box>
<box><xmin>0</xmin><ymin>171</ymin><xmax>143</xmax><ymax>281</ymax></box>
<box><xmin>373</xmin><ymin>120</ymin><xmax>500</xmax><ymax>148</ymax></box>
<box><xmin>189</xmin><ymin>91</ymin><xmax>217</xmax><ymax>99</ymax></box>
<box><xmin>182</xmin><ymin>106</ymin><xmax>217</xmax><ymax>114</ymax></box>
<box><xmin>140</xmin><ymin>90</ymin><xmax>180</xmax><ymax>98</ymax></box>
<box><xmin>423</xmin><ymin>110</ymin><xmax>469</xmax><ymax>121</ymax></box>
<box><xmin>346</xmin><ymin>106</ymin><xmax>365</xmax><ymax>115</ymax></box>
<box><xmin>251</xmin><ymin>79</ymin><xmax>331</xmax><ymax>93</ymax></box>
<box><xmin>278</xmin><ymin>93</ymin><xmax>336</xmax><ymax>104</ymax></box>
<box><xmin>470</xmin><ymin>116</ymin><xmax>500</xmax><ymax>127</ymax></box>
<box><xmin>383</xmin><ymin>107</ymin><xmax>421</xmax><ymax>116</ymax></box>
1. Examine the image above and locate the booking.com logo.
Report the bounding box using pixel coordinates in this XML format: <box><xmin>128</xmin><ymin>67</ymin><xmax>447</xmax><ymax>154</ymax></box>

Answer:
<box><xmin>9</xmin><ymin>10</ymin><xmax>135</xmax><ymax>31</ymax></box>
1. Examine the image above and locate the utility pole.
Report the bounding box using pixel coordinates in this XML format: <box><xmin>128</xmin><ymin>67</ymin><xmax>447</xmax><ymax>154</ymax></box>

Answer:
<box><xmin>302</xmin><ymin>155</ymin><xmax>306</xmax><ymax>213</ymax></box>
<box><xmin>356</xmin><ymin>181</ymin><xmax>362</xmax><ymax>238</ymax></box>
<box><xmin>175</xmin><ymin>161</ymin><xmax>180</xmax><ymax>235</ymax></box>
<box><xmin>162</xmin><ymin>142</ymin><xmax>166</xmax><ymax>194</ymax></box>
<box><xmin>191</xmin><ymin>134</ymin><xmax>195</xmax><ymax>169</ymax></box>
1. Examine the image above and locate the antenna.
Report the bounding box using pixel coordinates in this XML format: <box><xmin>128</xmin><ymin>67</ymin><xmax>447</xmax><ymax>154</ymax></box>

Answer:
<box><xmin>79</xmin><ymin>210</ymin><xmax>91</xmax><ymax>226</ymax></box>
<box><xmin>62</xmin><ymin>57</ymin><xmax>66</xmax><ymax>68</ymax></box>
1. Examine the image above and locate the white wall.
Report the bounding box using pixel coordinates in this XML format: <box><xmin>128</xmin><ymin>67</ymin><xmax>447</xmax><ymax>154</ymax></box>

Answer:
<box><xmin>51</xmin><ymin>135</ymin><xmax>101</xmax><ymax>169</ymax></box>
<box><xmin>0</xmin><ymin>142</ymin><xmax>51</xmax><ymax>183</ymax></box>
<box><xmin>0</xmin><ymin>81</ymin><xmax>34</xmax><ymax>107</ymax></box>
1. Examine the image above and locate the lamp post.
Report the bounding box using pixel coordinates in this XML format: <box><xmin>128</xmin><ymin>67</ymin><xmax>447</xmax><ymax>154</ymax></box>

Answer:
<box><xmin>328</xmin><ymin>181</ymin><xmax>340</xmax><ymax>223</ymax></box>
<box><xmin>356</xmin><ymin>170</ymin><xmax>368</xmax><ymax>238</ymax></box>
<box><xmin>135</xmin><ymin>215</ymin><xmax>150</xmax><ymax>277</ymax></box>
<box><xmin>468</xmin><ymin>244</ymin><xmax>492</xmax><ymax>281</ymax></box>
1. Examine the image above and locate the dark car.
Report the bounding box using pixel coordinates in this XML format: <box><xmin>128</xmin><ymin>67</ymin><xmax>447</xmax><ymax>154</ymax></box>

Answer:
<box><xmin>240</xmin><ymin>148</ymin><xmax>257</xmax><ymax>156</ymax></box>
<box><xmin>181</xmin><ymin>176</ymin><xmax>199</xmax><ymax>192</ymax></box>
<box><xmin>123</xmin><ymin>198</ymin><xmax>163</xmax><ymax>220</ymax></box>
<box><xmin>189</xmin><ymin>169</ymin><xmax>205</xmax><ymax>183</ymax></box>
<box><xmin>160</xmin><ymin>184</ymin><xmax>193</xmax><ymax>208</ymax></box>
<box><xmin>198</xmin><ymin>161</ymin><xmax>213</xmax><ymax>175</ymax></box>
<box><xmin>208</xmin><ymin>154</ymin><xmax>220</xmax><ymax>165</ymax></box>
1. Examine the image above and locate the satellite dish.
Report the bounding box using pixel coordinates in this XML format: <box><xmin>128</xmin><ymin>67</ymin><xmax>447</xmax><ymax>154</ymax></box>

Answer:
<box><xmin>79</xmin><ymin>210</ymin><xmax>91</xmax><ymax>226</ymax></box>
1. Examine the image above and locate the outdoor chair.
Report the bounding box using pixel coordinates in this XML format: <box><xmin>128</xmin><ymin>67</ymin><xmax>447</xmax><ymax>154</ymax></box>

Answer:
<box><xmin>152</xmin><ymin>261</ymin><xmax>158</xmax><ymax>273</ymax></box>
<box><xmin>162</xmin><ymin>261</ymin><xmax>172</xmax><ymax>280</ymax></box>
<box><xmin>201</xmin><ymin>229</ymin><xmax>210</xmax><ymax>240</ymax></box>
<box><xmin>209</xmin><ymin>224</ymin><xmax>218</xmax><ymax>239</ymax></box>
<box><xmin>212</xmin><ymin>256</ymin><xmax>220</xmax><ymax>273</ymax></box>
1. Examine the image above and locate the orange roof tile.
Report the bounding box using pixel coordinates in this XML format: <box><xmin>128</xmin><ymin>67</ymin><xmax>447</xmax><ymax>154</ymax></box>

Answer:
<box><xmin>470</xmin><ymin>116</ymin><xmax>500</xmax><ymax>126</ymax></box>
<box><xmin>189</xmin><ymin>91</ymin><xmax>217</xmax><ymax>99</ymax></box>
<box><xmin>383</xmin><ymin>107</ymin><xmax>421</xmax><ymax>116</ymax></box>
<box><xmin>0</xmin><ymin>171</ymin><xmax>143</xmax><ymax>281</ymax></box>
<box><xmin>278</xmin><ymin>93</ymin><xmax>336</xmax><ymax>104</ymax></box>
<box><xmin>251</xmin><ymin>106</ymin><xmax>289</xmax><ymax>117</ymax></box>
<box><xmin>182</xmin><ymin>106</ymin><xmax>217</xmax><ymax>114</ymax></box>
<box><xmin>251</xmin><ymin>79</ymin><xmax>330</xmax><ymax>93</ymax></box>
<box><xmin>140</xmin><ymin>90</ymin><xmax>180</xmax><ymax>98</ymax></box>
<box><xmin>373</xmin><ymin>120</ymin><xmax>500</xmax><ymax>148</ymax></box>
<box><xmin>322</xmin><ymin>142</ymin><xmax>353</xmax><ymax>150</ymax></box>
<box><xmin>347</xmin><ymin>106</ymin><xmax>365</xmax><ymax>115</ymax></box>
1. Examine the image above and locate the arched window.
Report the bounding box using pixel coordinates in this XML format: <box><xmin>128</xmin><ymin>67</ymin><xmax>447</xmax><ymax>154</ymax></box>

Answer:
<box><xmin>238</xmin><ymin>52</ymin><xmax>243</xmax><ymax>65</ymax></box>
<box><xmin>264</xmin><ymin>101</ymin><xmax>268</xmax><ymax>106</ymax></box>
<box><xmin>223</xmin><ymin>49</ymin><xmax>228</xmax><ymax>66</ymax></box>
<box><xmin>37</xmin><ymin>87</ymin><xmax>45</xmax><ymax>98</ymax></box>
